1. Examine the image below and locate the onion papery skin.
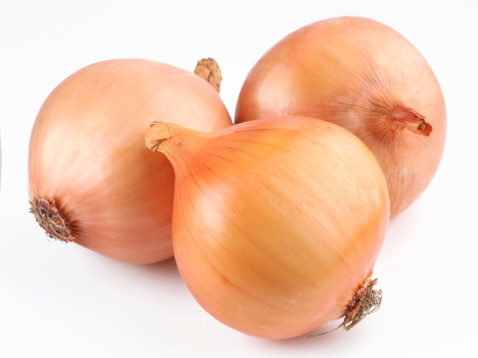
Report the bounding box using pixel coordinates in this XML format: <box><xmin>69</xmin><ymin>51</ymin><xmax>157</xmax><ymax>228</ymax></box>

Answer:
<box><xmin>146</xmin><ymin>116</ymin><xmax>390</xmax><ymax>339</ymax></box>
<box><xmin>235</xmin><ymin>16</ymin><xmax>446</xmax><ymax>218</ymax></box>
<box><xmin>28</xmin><ymin>59</ymin><xmax>232</xmax><ymax>264</ymax></box>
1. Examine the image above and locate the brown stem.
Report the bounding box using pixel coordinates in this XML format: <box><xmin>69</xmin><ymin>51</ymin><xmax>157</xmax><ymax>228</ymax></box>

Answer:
<box><xmin>194</xmin><ymin>58</ymin><xmax>222</xmax><ymax>93</ymax></box>
<box><xmin>389</xmin><ymin>105</ymin><xmax>432</xmax><ymax>136</ymax></box>
<box><xmin>30</xmin><ymin>197</ymin><xmax>75</xmax><ymax>242</ymax></box>
<box><xmin>306</xmin><ymin>277</ymin><xmax>382</xmax><ymax>337</ymax></box>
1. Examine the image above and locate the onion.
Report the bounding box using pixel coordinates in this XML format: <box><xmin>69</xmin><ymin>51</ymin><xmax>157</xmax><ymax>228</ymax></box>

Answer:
<box><xmin>28</xmin><ymin>58</ymin><xmax>232</xmax><ymax>264</ymax></box>
<box><xmin>235</xmin><ymin>16</ymin><xmax>446</xmax><ymax>218</ymax></box>
<box><xmin>145</xmin><ymin>116</ymin><xmax>389</xmax><ymax>339</ymax></box>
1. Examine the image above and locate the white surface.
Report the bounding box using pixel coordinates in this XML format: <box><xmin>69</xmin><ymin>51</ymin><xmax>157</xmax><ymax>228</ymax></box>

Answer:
<box><xmin>1</xmin><ymin>1</ymin><xmax>477</xmax><ymax>357</ymax></box>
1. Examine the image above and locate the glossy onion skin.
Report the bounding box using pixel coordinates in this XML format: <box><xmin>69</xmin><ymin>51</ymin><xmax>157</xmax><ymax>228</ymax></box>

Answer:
<box><xmin>235</xmin><ymin>16</ymin><xmax>446</xmax><ymax>218</ymax></box>
<box><xmin>156</xmin><ymin>117</ymin><xmax>389</xmax><ymax>339</ymax></box>
<box><xmin>28</xmin><ymin>59</ymin><xmax>232</xmax><ymax>263</ymax></box>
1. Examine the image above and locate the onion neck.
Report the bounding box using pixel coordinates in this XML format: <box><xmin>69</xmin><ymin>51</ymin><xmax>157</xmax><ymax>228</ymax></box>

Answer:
<box><xmin>145</xmin><ymin>121</ymin><xmax>203</xmax><ymax>162</ymax></box>
<box><xmin>193</xmin><ymin>58</ymin><xmax>222</xmax><ymax>93</ymax></box>
<box><xmin>30</xmin><ymin>197</ymin><xmax>75</xmax><ymax>242</ymax></box>
<box><xmin>388</xmin><ymin>105</ymin><xmax>432</xmax><ymax>136</ymax></box>
<box><xmin>145</xmin><ymin>122</ymin><xmax>175</xmax><ymax>154</ymax></box>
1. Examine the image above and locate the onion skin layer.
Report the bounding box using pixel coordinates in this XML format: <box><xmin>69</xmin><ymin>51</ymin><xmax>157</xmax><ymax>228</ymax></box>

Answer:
<box><xmin>235</xmin><ymin>16</ymin><xmax>446</xmax><ymax>218</ymax></box>
<box><xmin>146</xmin><ymin>116</ymin><xmax>390</xmax><ymax>339</ymax></box>
<box><xmin>28</xmin><ymin>59</ymin><xmax>232</xmax><ymax>264</ymax></box>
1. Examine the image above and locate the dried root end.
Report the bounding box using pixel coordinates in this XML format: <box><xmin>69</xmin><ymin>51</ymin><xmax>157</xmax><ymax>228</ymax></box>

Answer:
<box><xmin>306</xmin><ymin>277</ymin><xmax>382</xmax><ymax>338</ymax></box>
<box><xmin>343</xmin><ymin>277</ymin><xmax>382</xmax><ymax>330</ymax></box>
<box><xmin>194</xmin><ymin>58</ymin><xmax>222</xmax><ymax>93</ymax></box>
<box><xmin>30</xmin><ymin>197</ymin><xmax>75</xmax><ymax>242</ymax></box>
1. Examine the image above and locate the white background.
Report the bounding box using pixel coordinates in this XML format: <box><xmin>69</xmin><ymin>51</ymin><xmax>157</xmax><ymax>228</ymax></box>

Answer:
<box><xmin>1</xmin><ymin>0</ymin><xmax>477</xmax><ymax>357</ymax></box>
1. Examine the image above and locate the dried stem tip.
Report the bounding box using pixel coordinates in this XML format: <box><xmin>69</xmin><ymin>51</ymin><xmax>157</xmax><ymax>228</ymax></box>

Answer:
<box><xmin>194</xmin><ymin>58</ymin><xmax>222</xmax><ymax>93</ymax></box>
<box><xmin>145</xmin><ymin>122</ymin><xmax>176</xmax><ymax>153</ymax></box>
<box><xmin>30</xmin><ymin>197</ymin><xmax>75</xmax><ymax>242</ymax></box>
<box><xmin>389</xmin><ymin>105</ymin><xmax>432</xmax><ymax>136</ymax></box>
<box><xmin>307</xmin><ymin>277</ymin><xmax>382</xmax><ymax>337</ymax></box>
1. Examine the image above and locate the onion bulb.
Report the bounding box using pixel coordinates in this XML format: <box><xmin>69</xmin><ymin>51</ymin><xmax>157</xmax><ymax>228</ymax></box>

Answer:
<box><xmin>145</xmin><ymin>116</ymin><xmax>389</xmax><ymax>339</ymax></box>
<box><xmin>235</xmin><ymin>16</ymin><xmax>446</xmax><ymax>218</ymax></box>
<box><xmin>28</xmin><ymin>58</ymin><xmax>232</xmax><ymax>264</ymax></box>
